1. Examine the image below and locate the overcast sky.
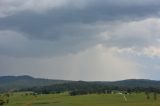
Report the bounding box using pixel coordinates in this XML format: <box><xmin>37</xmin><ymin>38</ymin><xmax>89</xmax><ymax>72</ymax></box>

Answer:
<box><xmin>0</xmin><ymin>0</ymin><xmax>160</xmax><ymax>81</ymax></box>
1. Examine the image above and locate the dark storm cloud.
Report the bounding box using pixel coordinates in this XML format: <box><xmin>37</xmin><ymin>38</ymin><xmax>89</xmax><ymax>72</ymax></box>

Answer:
<box><xmin>0</xmin><ymin>0</ymin><xmax>160</xmax><ymax>57</ymax></box>
<box><xmin>1</xmin><ymin>0</ymin><xmax>160</xmax><ymax>81</ymax></box>
<box><xmin>1</xmin><ymin>0</ymin><xmax>160</xmax><ymax>40</ymax></box>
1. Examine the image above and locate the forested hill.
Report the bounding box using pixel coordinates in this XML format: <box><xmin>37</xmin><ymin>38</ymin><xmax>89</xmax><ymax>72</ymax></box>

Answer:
<box><xmin>0</xmin><ymin>75</ymin><xmax>69</xmax><ymax>91</ymax></box>
<box><xmin>0</xmin><ymin>75</ymin><xmax>160</xmax><ymax>93</ymax></box>
<box><xmin>27</xmin><ymin>79</ymin><xmax>160</xmax><ymax>94</ymax></box>
<box><xmin>104</xmin><ymin>79</ymin><xmax>160</xmax><ymax>88</ymax></box>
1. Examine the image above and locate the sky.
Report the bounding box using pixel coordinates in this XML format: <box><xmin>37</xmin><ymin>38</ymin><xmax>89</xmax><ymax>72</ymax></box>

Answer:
<box><xmin>0</xmin><ymin>0</ymin><xmax>160</xmax><ymax>81</ymax></box>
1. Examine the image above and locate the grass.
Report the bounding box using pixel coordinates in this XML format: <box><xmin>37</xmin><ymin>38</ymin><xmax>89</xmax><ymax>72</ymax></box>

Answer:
<box><xmin>3</xmin><ymin>92</ymin><xmax>160</xmax><ymax>106</ymax></box>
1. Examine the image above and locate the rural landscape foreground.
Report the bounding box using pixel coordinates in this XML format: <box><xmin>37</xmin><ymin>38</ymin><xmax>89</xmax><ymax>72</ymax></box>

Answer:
<box><xmin>2</xmin><ymin>92</ymin><xmax>160</xmax><ymax>106</ymax></box>
<box><xmin>0</xmin><ymin>76</ymin><xmax>160</xmax><ymax>106</ymax></box>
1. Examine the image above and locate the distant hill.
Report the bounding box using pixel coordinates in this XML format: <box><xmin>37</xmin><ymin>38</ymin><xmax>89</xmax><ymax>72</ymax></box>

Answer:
<box><xmin>0</xmin><ymin>75</ymin><xmax>69</xmax><ymax>91</ymax></box>
<box><xmin>103</xmin><ymin>79</ymin><xmax>160</xmax><ymax>88</ymax></box>
<box><xmin>27</xmin><ymin>79</ymin><xmax>160</xmax><ymax>94</ymax></box>
<box><xmin>1</xmin><ymin>75</ymin><xmax>160</xmax><ymax>93</ymax></box>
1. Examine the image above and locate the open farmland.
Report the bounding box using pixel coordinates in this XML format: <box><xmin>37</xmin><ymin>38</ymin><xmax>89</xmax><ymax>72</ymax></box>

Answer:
<box><xmin>2</xmin><ymin>92</ymin><xmax>160</xmax><ymax>106</ymax></box>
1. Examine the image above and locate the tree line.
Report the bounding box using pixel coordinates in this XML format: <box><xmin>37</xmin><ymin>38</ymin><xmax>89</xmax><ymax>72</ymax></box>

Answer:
<box><xmin>20</xmin><ymin>81</ymin><xmax>160</xmax><ymax>96</ymax></box>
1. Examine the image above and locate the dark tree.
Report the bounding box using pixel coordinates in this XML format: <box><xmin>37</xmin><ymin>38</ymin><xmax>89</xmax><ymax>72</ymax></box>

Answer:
<box><xmin>0</xmin><ymin>99</ymin><xmax>5</xmax><ymax>105</ymax></box>
<box><xmin>153</xmin><ymin>92</ymin><xmax>157</xmax><ymax>101</ymax></box>
<box><xmin>145</xmin><ymin>92</ymin><xmax>150</xmax><ymax>100</ymax></box>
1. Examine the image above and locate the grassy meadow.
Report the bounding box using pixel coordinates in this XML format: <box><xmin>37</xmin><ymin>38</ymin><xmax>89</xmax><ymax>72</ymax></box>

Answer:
<box><xmin>1</xmin><ymin>92</ymin><xmax>160</xmax><ymax>106</ymax></box>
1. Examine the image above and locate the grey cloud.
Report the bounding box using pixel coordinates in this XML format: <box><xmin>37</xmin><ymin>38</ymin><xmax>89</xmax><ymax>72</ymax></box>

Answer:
<box><xmin>101</xmin><ymin>18</ymin><xmax>160</xmax><ymax>49</ymax></box>
<box><xmin>1</xmin><ymin>0</ymin><xmax>160</xmax><ymax>40</ymax></box>
<box><xmin>0</xmin><ymin>0</ymin><xmax>160</xmax><ymax>57</ymax></box>
<box><xmin>1</xmin><ymin>0</ymin><xmax>160</xmax><ymax>81</ymax></box>
<box><xmin>0</xmin><ymin>30</ymin><xmax>100</xmax><ymax>57</ymax></box>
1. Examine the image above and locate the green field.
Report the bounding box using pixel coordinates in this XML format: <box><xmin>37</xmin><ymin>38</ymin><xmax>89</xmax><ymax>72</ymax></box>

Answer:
<box><xmin>2</xmin><ymin>92</ymin><xmax>160</xmax><ymax>106</ymax></box>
